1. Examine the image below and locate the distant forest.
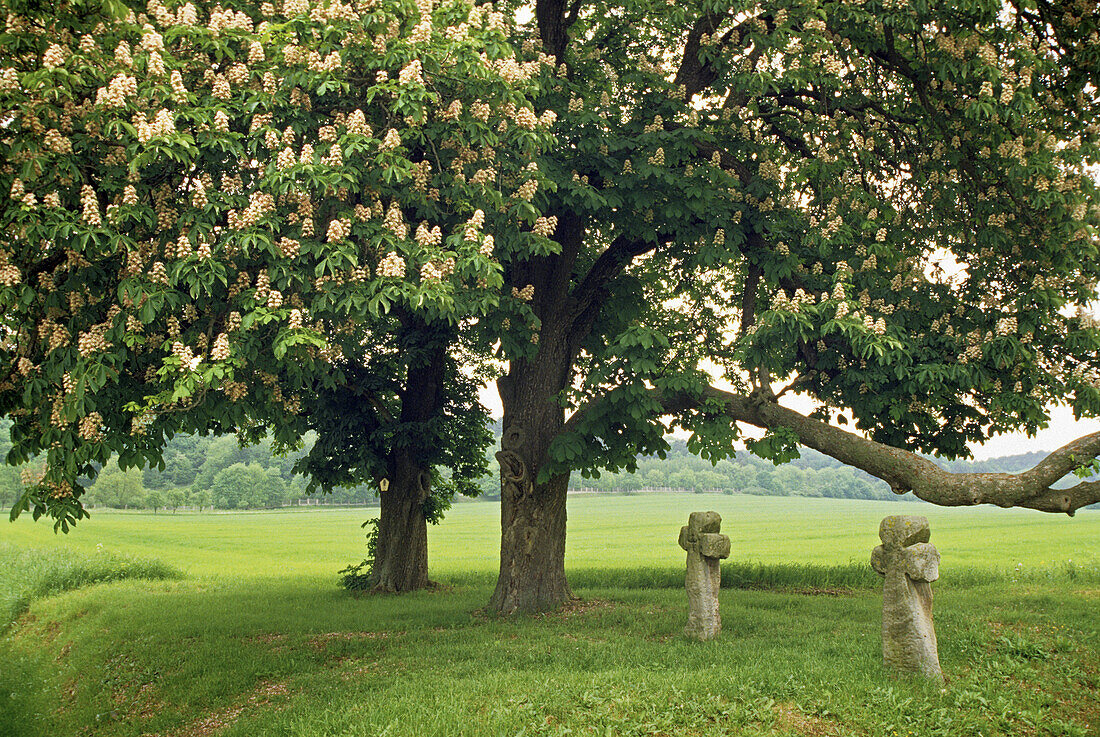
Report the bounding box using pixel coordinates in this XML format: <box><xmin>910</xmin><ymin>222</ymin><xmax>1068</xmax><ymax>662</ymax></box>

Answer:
<box><xmin>0</xmin><ymin>416</ymin><xmax>1085</xmax><ymax>512</ymax></box>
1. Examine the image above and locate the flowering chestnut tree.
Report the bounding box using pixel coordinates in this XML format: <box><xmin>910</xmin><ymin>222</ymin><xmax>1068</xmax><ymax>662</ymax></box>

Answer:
<box><xmin>5</xmin><ymin>0</ymin><xmax>1100</xmax><ymax>613</ymax></box>
<box><xmin>0</xmin><ymin>0</ymin><xmax>556</xmax><ymax>592</ymax></box>
<box><xmin>479</xmin><ymin>0</ymin><xmax>1100</xmax><ymax>612</ymax></box>
<box><xmin>288</xmin><ymin>317</ymin><xmax>496</xmax><ymax>591</ymax></box>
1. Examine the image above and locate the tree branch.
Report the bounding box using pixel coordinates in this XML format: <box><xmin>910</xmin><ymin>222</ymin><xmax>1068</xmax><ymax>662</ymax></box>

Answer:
<box><xmin>568</xmin><ymin>233</ymin><xmax>661</xmax><ymax>331</ymax></box>
<box><xmin>535</xmin><ymin>0</ymin><xmax>573</xmax><ymax>60</ymax></box>
<box><xmin>693</xmin><ymin>139</ymin><xmax>752</xmax><ymax>184</ymax></box>
<box><xmin>737</xmin><ymin>261</ymin><xmax>761</xmax><ymax>341</ymax></box>
<box><xmin>674</xmin><ymin>12</ymin><xmax>726</xmax><ymax>97</ymax></box>
<box><xmin>653</xmin><ymin>387</ymin><xmax>1100</xmax><ymax>515</ymax></box>
<box><xmin>564</xmin><ymin>0</ymin><xmax>583</xmax><ymax>29</ymax></box>
<box><xmin>763</xmin><ymin>87</ymin><xmax>919</xmax><ymax>126</ymax></box>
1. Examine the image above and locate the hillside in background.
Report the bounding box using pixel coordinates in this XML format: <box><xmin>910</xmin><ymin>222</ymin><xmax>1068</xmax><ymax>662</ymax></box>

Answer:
<box><xmin>1</xmin><ymin>416</ymin><xmax>1093</xmax><ymax>512</ymax></box>
<box><xmin>562</xmin><ymin>443</ymin><xmax>1080</xmax><ymax>502</ymax></box>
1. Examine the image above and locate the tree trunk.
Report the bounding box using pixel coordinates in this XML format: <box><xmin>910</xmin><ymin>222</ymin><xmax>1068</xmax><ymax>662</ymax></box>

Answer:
<box><xmin>368</xmin><ymin>322</ymin><xmax>447</xmax><ymax>593</ymax></box>
<box><xmin>369</xmin><ymin>452</ymin><xmax>431</xmax><ymax>593</ymax></box>
<box><xmin>489</xmin><ymin>460</ymin><xmax>571</xmax><ymax>613</ymax></box>
<box><xmin>488</xmin><ymin>212</ymin><xmax>594</xmax><ymax>614</ymax></box>
<box><xmin>489</xmin><ymin>344</ymin><xmax>575</xmax><ymax>614</ymax></box>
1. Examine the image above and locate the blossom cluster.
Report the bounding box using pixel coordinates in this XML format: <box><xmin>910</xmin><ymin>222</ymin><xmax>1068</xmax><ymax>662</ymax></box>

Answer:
<box><xmin>0</xmin><ymin>0</ymin><xmax>557</xmax><ymax>522</ymax></box>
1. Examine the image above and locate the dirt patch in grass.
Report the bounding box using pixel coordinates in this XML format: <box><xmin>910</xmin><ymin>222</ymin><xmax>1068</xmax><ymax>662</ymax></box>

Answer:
<box><xmin>741</xmin><ymin>585</ymin><xmax>857</xmax><ymax>597</ymax></box>
<box><xmin>558</xmin><ymin>631</ymin><xmax>608</xmax><ymax>645</ymax></box>
<box><xmin>244</xmin><ymin>632</ymin><xmax>293</xmax><ymax>654</ymax></box>
<box><xmin>38</xmin><ymin>619</ymin><xmax>61</xmax><ymax>643</ymax></box>
<box><xmin>167</xmin><ymin>680</ymin><xmax>291</xmax><ymax>737</ymax></box>
<box><xmin>771</xmin><ymin>702</ymin><xmax>853</xmax><ymax>737</ymax></box>
<box><xmin>331</xmin><ymin>657</ymin><xmax>396</xmax><ymax>681</ymax></box>
<box><xmin>306</xmin><ymin>630</ymin><xmax>397</xmax><ymax>650</ymax></box>
<box><xmin>100</xmin><ymin>652</ymin><xmax>170</xmax><ymax>726</ymax></box>
<box><xmin>783</xmin><ymin>586</ymin><xmax>856</xmax><ymax>597</ymax></box>
<box><xmin>120</xmin><ymin>682</ymin><xmax>164</xmax><ymax>723</ymax></box>
<box><xmin>533</xmin><ymin>597</ymin><xmax>615</xmax><ymax>620</ymax></box>
<box><xmin>54</xmin><ymin>675</ymin><xmax>80</xmax><ymax>719</ymax></box>
<box><xmin>470</xmin><ymin>597</ymin><xmax>616</xmax><ymax>622</ymax></box>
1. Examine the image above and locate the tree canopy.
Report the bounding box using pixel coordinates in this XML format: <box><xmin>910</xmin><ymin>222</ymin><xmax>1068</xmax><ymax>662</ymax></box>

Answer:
<box><xmin>476</xmin><ymin>0</ymin><xmax>1100</xmax><ymax>612</ymax></box>
<box><xmin>529</xmin><ymin>0</ymin><xmax>1100</xmax><ymax>478</ymax></box>
<box><xmin>2</xmin><ymin>0</ymin><xmax>1100</xmax><ymax>613</ymax></box>
<box><xmin>0</xmin><ymin>0</ymin><xmax>553</xmax><ymax>530</ymax></box>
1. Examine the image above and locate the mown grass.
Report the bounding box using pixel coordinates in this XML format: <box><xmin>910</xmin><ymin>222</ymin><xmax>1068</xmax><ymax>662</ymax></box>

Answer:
<box><xmin>1</xmin><ymin>494</ymin><xmax>1098</xmax><ymax>737</ymax></box>
<box><xmin>3</xmin><ymin>578</ymin><xmax>1096</xmax><ymax>737</ymax></box>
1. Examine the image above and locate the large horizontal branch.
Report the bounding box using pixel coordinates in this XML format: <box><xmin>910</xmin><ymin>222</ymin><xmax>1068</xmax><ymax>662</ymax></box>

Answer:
<box><xmin>652</xmin><ymin>387</ymin><xmax>1100</xmax><ymax>515</ymax></box>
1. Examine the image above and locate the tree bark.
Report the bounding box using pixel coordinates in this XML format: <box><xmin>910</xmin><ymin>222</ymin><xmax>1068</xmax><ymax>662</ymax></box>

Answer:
<box><xmin>487</xmin><ymin>210</ymin><xmax>593</xmax><ymax>614</ymax></box>
<box><xmin>368</xmin><ymin>322</ymin><xmax>447</xmax><ymax>593</ymax></box>
<box><xmin>369</xmin><ymin>452</ymin><xmax>431</xmax><ymax>593</ymax></box>
<box><xmin>488</xmin><ymin>461</ymin><xmax>571</xmax><ymax>614</ymax></box>
<box><xmin>489</xmin><ymin>339</ymin><xmax>575</xmax><ymax>614</ymax></box>
<box><xmin>648</xmin><ymin>386</ymin><xmax>1100</xmax><ymax>515</ymax></box>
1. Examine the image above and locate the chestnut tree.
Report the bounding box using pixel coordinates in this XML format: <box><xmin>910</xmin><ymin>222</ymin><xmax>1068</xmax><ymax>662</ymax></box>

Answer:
<box><xmin>0</xmin><ymin>0</ymin><xmax>555</xmax><ymax>594</ymax></box>
<box><xmin>480</xmin><ymin>0</ymin><xmax>1100</xmax><ymax>613</ymax></box>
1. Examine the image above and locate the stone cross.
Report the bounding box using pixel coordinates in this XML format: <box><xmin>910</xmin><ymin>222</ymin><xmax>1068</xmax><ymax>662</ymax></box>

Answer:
<box><xmin>871</xmin><ymin>515</ymin><xmax>943</xmax><ymax>681</ymax></box>
<box><xmin>678</xmin><ymin>511</ymin><xmax>731</xmax><ymax>641</ymax></box>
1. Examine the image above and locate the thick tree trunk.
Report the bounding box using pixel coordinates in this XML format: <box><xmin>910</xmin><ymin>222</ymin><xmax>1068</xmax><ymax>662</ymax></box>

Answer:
<box><xmin>368</xmin><ymin>321</ymin><xmax>447</xmax><ymax>593</ymax></box>
<box><xmin>489</xmin><ymin>458</ymin><xmax>571</xmax><ymax>614</ymax></box>
<box><xmin>489</xmin><ymin>346</ymin><xmax>575</xmax><ymax>614</ymax></box>
<box><xmin>369</xmin><ymin>453</ymin><xmax>431</xmax><ymax>593</ymax></box>
<box><xmin>488</xmin><ymin>211</ymin><xmax>594</xmax><ymax>614</ymax></box>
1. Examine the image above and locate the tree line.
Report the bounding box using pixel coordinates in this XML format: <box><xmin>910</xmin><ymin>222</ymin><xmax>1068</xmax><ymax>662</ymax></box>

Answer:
<box><xmin>482</xmin><ymin>439</ymin><xmax>903</xmax><ymax>501</ymax></box>
<box><xmin>0</xmin><ymin>417</ymin><xmax>376</xmax><ymax>512</ymax></box>
<box><xmin>0</xmin><ymin>412</ymin><xmax>1060</xmax><ymax>512</ymax></box>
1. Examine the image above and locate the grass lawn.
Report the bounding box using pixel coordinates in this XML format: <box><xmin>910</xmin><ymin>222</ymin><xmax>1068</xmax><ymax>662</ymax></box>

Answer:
<box><xmin>1</xmin><ymin>494</ymin><xmax>1098</xmax><ymax>736</ymax></box>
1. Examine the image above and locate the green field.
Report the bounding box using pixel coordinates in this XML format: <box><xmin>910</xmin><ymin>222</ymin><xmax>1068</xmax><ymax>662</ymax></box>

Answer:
<box><xmin>2</xmin><ymin>494</ymin><xmax>1098</xmax><ymax>736</ymax></box>
<box><xmin>5</xmin><ymin>494</ymin><xmax>1098</xmax><ymax>578</ymax></box>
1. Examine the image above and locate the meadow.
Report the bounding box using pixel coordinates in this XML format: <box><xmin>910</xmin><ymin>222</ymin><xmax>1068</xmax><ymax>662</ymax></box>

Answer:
<box><xmin>1</xmin><ymin>493</ymin><xmax>1098</xmax><ymax>736</ymax></box>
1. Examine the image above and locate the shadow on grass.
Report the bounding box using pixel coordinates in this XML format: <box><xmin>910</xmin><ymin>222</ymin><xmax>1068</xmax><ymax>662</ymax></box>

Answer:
<box><xmin>3</xmin><ymin>557</ymin><xmax>1097</xmax><ymax>737</ymax></box>
<box><xmin>439</xmin><ymin>558</ymin><xmax>1100</xmax><ymax>592</ymax></box>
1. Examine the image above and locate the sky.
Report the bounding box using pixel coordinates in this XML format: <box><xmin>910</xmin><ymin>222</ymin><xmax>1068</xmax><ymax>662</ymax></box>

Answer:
<box><xmin>965</xmin><ymin>406</ymin><xmax>1100</xmax><ymax>461</ymax></box>
<box><xmin>477</xmin><ymin>384</ymin><xmax>1100</xmax><ymax>463</ymax></box>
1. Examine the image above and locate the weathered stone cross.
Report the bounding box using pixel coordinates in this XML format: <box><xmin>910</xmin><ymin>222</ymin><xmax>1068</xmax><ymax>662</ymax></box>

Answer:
<box><xmin>678</xmin><ymin>511</ymin><xmax>731</xmax><ymax>641</ymax></box>
<box><xmin>871</xmin><ymin>515</ymin><xmax>943</xmax><ymax>680</ymax></box>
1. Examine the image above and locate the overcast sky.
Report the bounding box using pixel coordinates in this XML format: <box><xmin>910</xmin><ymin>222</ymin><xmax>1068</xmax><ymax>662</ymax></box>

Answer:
<box><xmin>965</xmin><ymin>406</ymin><xmax>1100</xmax><ymax>461</ymax></box>
<box><xmin>478</xmin><ymin>385</ymin><xmax>1100</xmax><ymax>463</ymax></box>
